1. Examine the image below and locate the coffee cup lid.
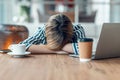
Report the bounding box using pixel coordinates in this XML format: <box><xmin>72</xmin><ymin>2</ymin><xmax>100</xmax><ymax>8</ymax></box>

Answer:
<box><xmin>79</xmin><ymin>38</ymin><xmax>93</xmax><ymax>42</ymax></box>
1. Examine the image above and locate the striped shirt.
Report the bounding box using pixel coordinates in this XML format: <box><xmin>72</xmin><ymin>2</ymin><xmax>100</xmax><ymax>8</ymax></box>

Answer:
<box><xmin>20</xmin><ymin>24</ymin><xmax>86</xmax><ymax>55</ymax></box>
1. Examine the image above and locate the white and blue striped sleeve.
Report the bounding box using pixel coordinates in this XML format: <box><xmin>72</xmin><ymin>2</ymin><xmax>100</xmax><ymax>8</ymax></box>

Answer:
<box><xmin>19</xmin><ymin>26</ymin><xmax>45</xmax><ymax>50</ymax></box>
<box><xmin>72</xmin><ymin>24</ymin><xmax>86</xmax><ymax>55</ymax></box>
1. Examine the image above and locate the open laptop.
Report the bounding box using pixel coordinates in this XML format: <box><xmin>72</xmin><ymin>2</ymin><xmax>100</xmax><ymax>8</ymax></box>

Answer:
<box><xmin>70</xmin><ymin>23</ymin><xmax>120</xmax><ymax>59</ymax></box>
<box><xmin>92</xmin><ymin>23</ymin><xmax>120</xmax><ymax>59</ymax></box>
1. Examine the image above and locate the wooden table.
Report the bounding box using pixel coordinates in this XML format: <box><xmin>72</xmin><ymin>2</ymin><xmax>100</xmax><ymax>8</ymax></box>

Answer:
<box><xmin>0</xmin><ymin>53</ymin><xmax>120</xmax><ymax>80</ymax></box>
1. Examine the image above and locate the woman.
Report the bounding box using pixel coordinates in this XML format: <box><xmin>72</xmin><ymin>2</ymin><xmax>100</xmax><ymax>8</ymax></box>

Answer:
<box><xmin>20</xmin><ymin>14</ymin><xmax>86</xmax><ymax>55</ymax></box>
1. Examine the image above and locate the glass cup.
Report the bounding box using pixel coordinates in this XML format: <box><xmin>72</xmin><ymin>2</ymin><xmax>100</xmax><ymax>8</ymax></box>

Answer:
<box><xmin>78</xmin><ymin>38</ymin><xmax>93</xmax><ymax>62</ymax></box>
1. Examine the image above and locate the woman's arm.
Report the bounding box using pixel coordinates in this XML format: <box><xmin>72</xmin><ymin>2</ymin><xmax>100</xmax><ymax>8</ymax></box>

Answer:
<box><xmin>28</xmin><ymin>44</ymin><xmax>68</xmax><ymax>54</ymax></box>
<box><xmin>19</xmin><ymin>27</ymin><xmax>46</xmax><ymax>50</ymax></box>
<box><xmin>62</xmin><ymin>43</ymin><xmax>74</xmax><ymax>53</ymax></box>
<box><xmin>27</xmin><ymin>43</ymin><xmax>74</xmax><ymax>54</ymax></box>
<box><xmin>28</xmin><ymin>44</ymin><xmax>56</xmax><ymax>54</ymax></box>
<box><xmin>28</xmin><ymin>44</ymin><xmax>74</xmax><ymax>54</ymax></box>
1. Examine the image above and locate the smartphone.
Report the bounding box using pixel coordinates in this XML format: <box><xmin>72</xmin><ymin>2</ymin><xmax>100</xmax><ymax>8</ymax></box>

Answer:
<box><xmin>0</xmin><ymin>49</ymin><xmax>12</xmax><ymax>53</ymax></box>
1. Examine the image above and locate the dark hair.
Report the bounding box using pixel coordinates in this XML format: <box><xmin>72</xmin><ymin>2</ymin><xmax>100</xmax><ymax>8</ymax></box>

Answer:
<box><xmin>45</xmin><ymin>14</ymin><xmax>73</xmax><ymax>50</ymax></box>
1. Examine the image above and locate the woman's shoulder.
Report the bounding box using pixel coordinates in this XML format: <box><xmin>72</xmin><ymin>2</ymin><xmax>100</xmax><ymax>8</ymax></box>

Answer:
<box><xmin>35</xmin><ymin>25</ymin><xmax>46</xmax><ymax>34</ymax></box>
<box><xmin>31</xmin><ymin>25</ymin><xmax>46</xmax><ymax>36</ymax></box>
<box><xmin>72</xmin><ymin>24</ymin><xmax>86</xmax><ymax>38</ymax></box>
<box><xmin>38</xmin><ymin>25</ymin><xmax>46</xmax><ymax>31</ymax></box>
<box><xmin>73</xmin><ymin>24</ymin><xmax>84</xmax><ymax>31</ymax></box>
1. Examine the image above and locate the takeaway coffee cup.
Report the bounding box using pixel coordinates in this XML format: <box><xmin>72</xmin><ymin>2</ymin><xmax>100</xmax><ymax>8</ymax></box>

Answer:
<box><xmin>78</xmin><ymin>38</ymin><xmax>93</xmax><ymax>62</ymax></box>
<box><xmin>8</xmin><ymin>44</ymin><xmax>26</xmax><ymax>54</ymax></box>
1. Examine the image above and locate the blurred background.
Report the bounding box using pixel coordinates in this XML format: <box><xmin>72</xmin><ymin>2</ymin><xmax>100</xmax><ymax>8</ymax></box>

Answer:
<box><xmin>0</xmin><ymin>0</ymin><xmax>120</xmax><ymax>24</ymax></box>
<box><xmin>0</xmin><ymin>0</ymin><xmax>120</xmax><ymax>50</ymax></box>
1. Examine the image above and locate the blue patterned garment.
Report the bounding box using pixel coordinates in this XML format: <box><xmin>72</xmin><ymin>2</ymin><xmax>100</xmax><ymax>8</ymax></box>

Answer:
<box><xmin>20</xmin><ymin>24</ymin><xmax>86</xmax><ymax>55</ymax></box>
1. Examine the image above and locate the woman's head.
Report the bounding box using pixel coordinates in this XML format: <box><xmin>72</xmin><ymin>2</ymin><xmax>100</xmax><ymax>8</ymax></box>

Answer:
<box><xmin>45</xmin><ymin>14</ymin><xmax>73</xmax><ymax>50</ymax></box>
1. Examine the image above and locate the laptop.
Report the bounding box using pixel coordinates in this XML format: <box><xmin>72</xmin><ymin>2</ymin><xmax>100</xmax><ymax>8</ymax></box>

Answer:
<box><xmin>93</xmin><ymin>23</ymin><xmax>120</xmax><ymax>59</ymax></box>
<box><xmin>70</xmin><ymin>23</ymin><xmax>120</xmax><ymax>59</ymax></box>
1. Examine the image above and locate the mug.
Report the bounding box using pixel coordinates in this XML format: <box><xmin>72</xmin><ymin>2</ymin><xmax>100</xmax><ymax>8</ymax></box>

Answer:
<box><xmin>8</xmin><ymin>44</ymin><xmax>26</xmax><ymax>54</ymax></box>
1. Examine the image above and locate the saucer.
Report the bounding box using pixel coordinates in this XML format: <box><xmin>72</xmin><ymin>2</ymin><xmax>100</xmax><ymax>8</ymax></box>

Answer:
<box><xmin>7</xmin><ymin>52</ymin><xmax>31</xmax><ymax>58</ymax></box>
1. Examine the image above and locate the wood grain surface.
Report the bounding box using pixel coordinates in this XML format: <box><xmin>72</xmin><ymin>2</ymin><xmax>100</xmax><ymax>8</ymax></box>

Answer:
<box><xmin>0</xmin><ymin>53</ymin><xmax>120</xmax><ymax>80</ymax></box>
